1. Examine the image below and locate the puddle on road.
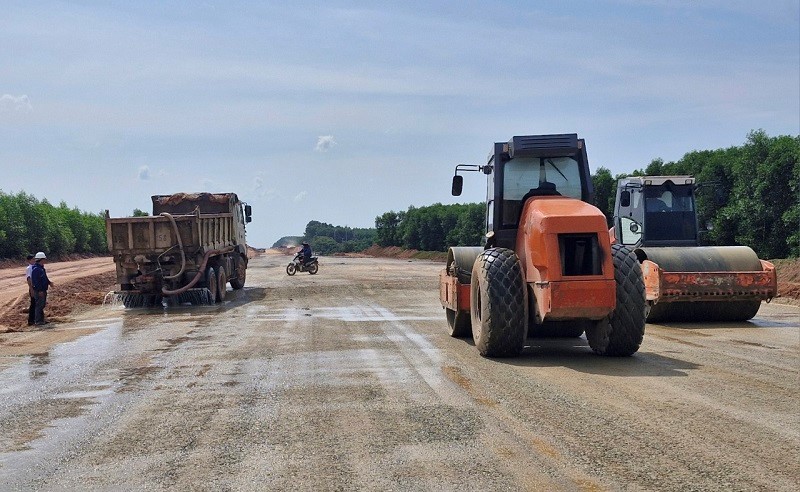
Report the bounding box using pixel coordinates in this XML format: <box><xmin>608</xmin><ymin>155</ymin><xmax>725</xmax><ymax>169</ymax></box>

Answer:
<box><xmin>55</xmin><ymin>385</ymin><xmax>115</xmax><ymax>400</ymax></box>
<box><xmin>0</xmin><ymin>308</ymin><xmax>205</xmax><ymax>458</ymax></box>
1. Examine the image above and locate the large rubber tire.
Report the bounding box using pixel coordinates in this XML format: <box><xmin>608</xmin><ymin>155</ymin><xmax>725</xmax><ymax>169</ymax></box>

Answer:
<box><xmin>307</xmin><ymin>262</ymin><xmax>319</xmax><ymax>275</ymax></box>
<box><xmin>217</xmin><ymin>266</ymin><xmax>227</xmax><ymax>303</ymax></box>
<box><xmin>206</xmin><ymin>267</ymin><xmax>218</xmax><ymax>304</ymax></box>
<box><xmin>470</xmin><ymin>248</ymin><xmax>528</xmax><ymax>357</ymax></box>
<box><xmin>648</xmin><ymin>299</ymin><xmax>761</xmax><ymax>323</ymax></box>
<box><xmin>230</xmin><ymin>255</ymin><xmax>246</xmax><ymax>290</ymax></box>
<box><xmin>286</xmin><ymin>263</ymin><xmax>296</xmax><ymax>276</ymax></box>
<box><xmin>586</xmin><ymin>244</ymin><xmax>646</xmax><ymax>356</ymax></box>
<box><xmin>446</xmin><ymin>308</ymin><xmax>472</xmax><ymax>338</ymax></box>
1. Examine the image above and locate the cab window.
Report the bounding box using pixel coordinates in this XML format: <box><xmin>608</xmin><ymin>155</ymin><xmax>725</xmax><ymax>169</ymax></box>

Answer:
<box><xmin>502</xmin><ymin>156</ymin><xmax>582</xmax><ymax>225</ymax></box>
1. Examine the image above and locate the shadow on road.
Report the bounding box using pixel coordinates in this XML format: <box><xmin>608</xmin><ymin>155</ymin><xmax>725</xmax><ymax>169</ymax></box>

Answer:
<box><xmin>457</xmin><ymin>336</ymin><xmax>700</xmax><ymax>377</ymax></box>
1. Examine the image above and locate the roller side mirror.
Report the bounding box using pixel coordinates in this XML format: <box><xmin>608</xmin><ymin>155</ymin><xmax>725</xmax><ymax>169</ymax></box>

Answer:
<box><xmin>451</xmin><ymin>175</ymin><xmax>463</xmax><ymax>196</ymax></box>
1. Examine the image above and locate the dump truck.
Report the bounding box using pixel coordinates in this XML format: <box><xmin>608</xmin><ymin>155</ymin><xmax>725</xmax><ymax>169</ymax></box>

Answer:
<box><xmin>610</xmin><ymin>175</ymin><xmax>777</xmax><ymax>321</ymax></box>
<box><xmin>440</xmin><ymin>134</ymin><xmax>646</xmax><ymax>357</ymax></box>
<box><xmin>105</xmin><ymin>192</ymin><xmax>252</xmax><ymax>307</ymax></box>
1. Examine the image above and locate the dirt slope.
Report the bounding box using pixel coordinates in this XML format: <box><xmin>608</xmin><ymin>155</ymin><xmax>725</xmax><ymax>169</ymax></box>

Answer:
<box><xmin>0</xmin><ymin>257</ymin><xmax>116</xmax><ymax>332</ymax></box>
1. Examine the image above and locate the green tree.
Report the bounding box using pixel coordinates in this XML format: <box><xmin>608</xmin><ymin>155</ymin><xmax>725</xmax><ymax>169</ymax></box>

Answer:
<box><xmin>375</xmin><ymin>211</ymin><xmax>403</xmax><ymax>247</ymax></box>
<box><xmin>310</xmin><ymin>236</ymin><xmax>338</xmax><ymax>255</ymax></box>
<box><xmin>591</xmin><ymin>167</ymin><xmax>616</xmax><ymax>226</ymax></box>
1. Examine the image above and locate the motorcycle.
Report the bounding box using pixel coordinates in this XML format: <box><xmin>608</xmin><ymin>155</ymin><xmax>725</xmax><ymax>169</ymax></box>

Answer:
<box><xmin>286</xmin><ymin>252</ymin><xmax>319</xmax><ymax>275</ymax></box>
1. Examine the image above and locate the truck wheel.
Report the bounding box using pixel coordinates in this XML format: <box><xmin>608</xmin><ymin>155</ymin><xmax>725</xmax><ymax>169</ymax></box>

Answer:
<box><xmin>470</xmin><ymin>248</ymin><xmax>528</xmax><ymax>357</ymax></box>
<box><xmin>206</xmin><ymin>267</ymin><xmax>218</xmax><ymax>304</ymax></box>
<box><xmin>308</xmin><ymin>262</ymin><xmax>319</xmax><ymax>275</ymax></box>
<box><xmin>446</xmin><ymin>308</ymin><xmax>471</xmax><ymax>337</ymax></box>
<box><xmin>230</xmin><ymin>255</ymin><xmax>246</xmax><ymax>290</ymax></box>
<box><xmin>586</xmin><ymin>244</ymin><xmax>646</xmax><ymax>356</ymax></box>
<box><xmin>286</xmin><ymin>264</ymin><xmax>297</xmax><ymax>276</ymax></box>
<box><xmin>217</xmin><ymin>266</ymin><xmax>227</xmax><ymax>303</ymax></box>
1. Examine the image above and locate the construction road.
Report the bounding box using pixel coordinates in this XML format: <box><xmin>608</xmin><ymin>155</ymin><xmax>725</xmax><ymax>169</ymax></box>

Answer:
<box><xmin>0</xmin><ymin>254</ymin><xmax>798</xmax><ymax>491</ymax></box>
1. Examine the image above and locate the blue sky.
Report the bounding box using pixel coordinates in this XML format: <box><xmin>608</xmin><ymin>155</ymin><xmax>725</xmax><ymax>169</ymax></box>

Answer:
<box><xmin>1</xmin><ymin>1</ymin><xmax>798</xmax><ymax>248</ymax></box>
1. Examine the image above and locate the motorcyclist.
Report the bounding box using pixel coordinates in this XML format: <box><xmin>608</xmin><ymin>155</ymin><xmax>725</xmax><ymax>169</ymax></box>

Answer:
<box><xmin>299</xmin><ymin>242</ymin><xmax>312</xmax><ymax>265</ymax></box>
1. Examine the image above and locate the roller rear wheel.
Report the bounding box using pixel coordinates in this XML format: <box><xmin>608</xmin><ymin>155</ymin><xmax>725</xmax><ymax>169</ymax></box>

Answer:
<box><xmin>586</xmin><ymin>244</ymin><xmax>646</xmax><ymax>356</ymax></box>
<box><xmin>470</xmin><ymin>248</ymin><xmax>528</xmax><ymax>357</ymax></box>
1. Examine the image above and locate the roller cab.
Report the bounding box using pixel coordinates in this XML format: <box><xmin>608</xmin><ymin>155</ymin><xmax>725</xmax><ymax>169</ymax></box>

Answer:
<box><xmin>612</xmin><ymin>176</ymin><xmax>777</xmax><ymax>321</ymax></box>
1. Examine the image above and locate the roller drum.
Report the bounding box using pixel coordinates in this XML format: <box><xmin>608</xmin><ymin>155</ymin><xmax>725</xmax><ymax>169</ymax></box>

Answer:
<box><xmin>636</xmin><ymin>246</ymin><xmax>763</xmax><ymax>273</ymax></box>
<box><xmin>638</xmin><ymin>246</ymin><xmax>766</xmax><ymax>322</ymax></box>
<box><xmin>446</xmin><ymin>247</ymin><xmax>484</xmax><ymax>284</ymax></box>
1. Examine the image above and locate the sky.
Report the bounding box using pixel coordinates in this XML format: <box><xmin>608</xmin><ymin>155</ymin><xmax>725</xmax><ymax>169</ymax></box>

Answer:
<box><xmin>1</xmin><ymin>1</ymin><xmax>798</xmax><ymax>248</ymax></box>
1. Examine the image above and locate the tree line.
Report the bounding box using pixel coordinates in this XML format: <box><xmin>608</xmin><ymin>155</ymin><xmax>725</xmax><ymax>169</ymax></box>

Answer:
<box><xmin>375</xmin><ymin>203</ymin><xmax>484</xmax><ymax>251</ymax></box>
<box><xmin>0</xmin><ymin>191</ymin><xmax>107</xmax><ymax>258</ymax></box>
<box><xmin>294</xmin><ymin>221</ymin><xmax>376</xmax><ymax>255</ymax></box>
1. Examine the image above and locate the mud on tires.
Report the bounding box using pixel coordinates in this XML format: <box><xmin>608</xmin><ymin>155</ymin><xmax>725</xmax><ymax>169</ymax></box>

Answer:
<box><xmin>206</xmin><ymin>267</ymin><xmax>218</xmax><ymax>304</ymax></box>
<box><xmin>470</xmin><ymin>248</ymin><xmax>528</xmax><ymax>357</ymax></box>
<box><xmin>586</xmin><ymin>244</ymin><xmax>646</xmax><ymax>356</ymax></box>
<box><xmin>230</xmin><ymin>255</ymin><xmax>246</xmax><ymax>290</ymax></box>
<box><xmin>217</xmin><ymin>266</ymin><xmax>227</xmax><ymax>303</ymax></box>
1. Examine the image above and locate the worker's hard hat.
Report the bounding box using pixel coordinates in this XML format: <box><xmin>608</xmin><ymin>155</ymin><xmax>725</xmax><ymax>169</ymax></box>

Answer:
<box><xmin>34</xmin><ymin>252</ymin><xmax>47</xmax><ymax>259</ymax></box>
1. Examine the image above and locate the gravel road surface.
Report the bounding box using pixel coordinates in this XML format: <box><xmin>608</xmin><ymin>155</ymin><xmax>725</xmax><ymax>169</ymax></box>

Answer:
<box><xmin>1</xmin><ymin>254</ymin><xmax>797</xmax><ymax>491</ymax></box>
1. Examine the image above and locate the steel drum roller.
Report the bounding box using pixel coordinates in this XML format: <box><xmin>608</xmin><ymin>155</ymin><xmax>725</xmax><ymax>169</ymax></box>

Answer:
<box><xmin>635</xmin><ymin>246</ymin><xmax>763</xmax><ymax>273</ymax></box>
<box><xmin>636</xmin><ymin>246</ymin><xmax>767</xmax><ymax>322</ymax></box>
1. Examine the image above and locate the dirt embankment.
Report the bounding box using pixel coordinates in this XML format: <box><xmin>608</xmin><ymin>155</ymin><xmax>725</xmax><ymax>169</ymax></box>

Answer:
<box><xmin>0</xmin><ymin>257</ymin><xmax>117</xmax><ymax>333</ymax></box>
<box><xmin>359</xmin><ymin>245</ymin><xmax>448</xmax><ymax>262</ymax></box>
<box><xmin>772</xmin><ymin>258</ymin><xmax>800</xmax><ymax>306</ymax></box>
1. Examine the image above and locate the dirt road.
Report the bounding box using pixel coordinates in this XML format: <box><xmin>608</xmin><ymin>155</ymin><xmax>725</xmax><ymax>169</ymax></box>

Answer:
<box><xmin>0</xmin><ymin>255</ymin><xmax>797</xmax><ymax>491</ymax></box>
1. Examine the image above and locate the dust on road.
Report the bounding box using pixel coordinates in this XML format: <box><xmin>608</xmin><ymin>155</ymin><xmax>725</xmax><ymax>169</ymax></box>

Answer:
<box><xmin>0</xmin><ymin>254</ymin><xmax>798</xmax><ymax>491</ymax></box>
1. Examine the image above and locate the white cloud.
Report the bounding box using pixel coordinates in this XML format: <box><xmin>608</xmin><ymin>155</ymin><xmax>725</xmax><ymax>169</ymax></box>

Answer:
<box><xmin>294</xmin><ymin>191</ymin><xmax>308</xmax><ymax>202</ymax></box>
<box><xmin>315</xmin><ymin>135</ymin><xmax>336</xmax><ymax>152</ymax></box>
<box><xmin>138</xmin><ymin>165</ymin><xmax>150</xmax><ymax>180</ymax></box>
<box><xmin>0</xmin><ymin>94</ymin><xmax>33</xmax><ymax>113</ymax></box>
